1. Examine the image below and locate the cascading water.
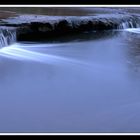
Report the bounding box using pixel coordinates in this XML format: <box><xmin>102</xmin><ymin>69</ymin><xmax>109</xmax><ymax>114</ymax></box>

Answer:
<box><xmin>0</xmin><ymin>27</ymin><xmax>16</xmax><ymax>48</ymax></box>
<box><xmin>119</xmin><ymin>20</ymin><xmax>140</xmax><ymax>29</ymax></box>
<box><xmin>119</xmin><ymin>19</ymin><xmax>140</xmax><ymax>33</ymax></box>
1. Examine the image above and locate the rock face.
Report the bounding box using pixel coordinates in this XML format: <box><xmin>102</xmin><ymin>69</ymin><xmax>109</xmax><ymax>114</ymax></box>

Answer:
<box><xmin>0</xmin><ymin>9</ymin><xmax>140</xmax><ymax>42</ymax></box>
<box><xmin>17</xmin><ymin>16</ymin><xmax>140</xmax><ymax>41</ymax></box>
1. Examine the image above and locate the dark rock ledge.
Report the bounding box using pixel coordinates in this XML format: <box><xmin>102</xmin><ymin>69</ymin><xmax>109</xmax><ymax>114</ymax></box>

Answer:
<box><xmin>0</xmin><ymin>13</ymin><xmax>140</xmax><ymax>41</ymax></box>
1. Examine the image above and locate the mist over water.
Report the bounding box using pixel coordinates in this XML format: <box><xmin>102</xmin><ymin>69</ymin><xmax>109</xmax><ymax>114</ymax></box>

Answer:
<box><xmin>0</xmin><ymin>27</ymin><xmax>140</xmax><ymax>132</ymax></box>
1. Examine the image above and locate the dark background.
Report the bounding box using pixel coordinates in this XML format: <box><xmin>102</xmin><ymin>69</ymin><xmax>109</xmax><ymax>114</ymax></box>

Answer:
<box><xmin>0</xmin><ymin>0</ymin><xmax>139</xmax><ymax>4</ymax></box>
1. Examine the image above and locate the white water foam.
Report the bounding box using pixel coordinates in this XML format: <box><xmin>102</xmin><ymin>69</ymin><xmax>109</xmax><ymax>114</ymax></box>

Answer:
<box><xmin>119</xmin><ymin>21</ymin><xmax>140</xmax><ymax>29</ymax></box>
<box><xmin>0</xmin><ymin>43</ymin><xmax>86</xmax><ymax>66</ymax></box>
<box><xmin>125</xmin><ymin>28</ymin><xmax>140</xmax><ymax>34</ymax></box>
<box><xmin>0</xmin><ymin>27</ymin><xmax>16</xmax><ymax>48</ymax></box>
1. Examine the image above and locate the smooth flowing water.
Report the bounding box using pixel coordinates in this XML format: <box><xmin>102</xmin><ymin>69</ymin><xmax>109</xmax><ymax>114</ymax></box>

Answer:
<box><xmin>0</xmin><ymin>29</ymin><xmax>140</xmax><ymax>133</ymax></box>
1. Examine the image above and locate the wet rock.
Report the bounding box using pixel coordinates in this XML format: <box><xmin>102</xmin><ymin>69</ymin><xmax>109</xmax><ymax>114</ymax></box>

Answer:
<box><xmin>0</xmin><ymin>13</ymin><xmax>140</xmax><ymax>41</ymax></box>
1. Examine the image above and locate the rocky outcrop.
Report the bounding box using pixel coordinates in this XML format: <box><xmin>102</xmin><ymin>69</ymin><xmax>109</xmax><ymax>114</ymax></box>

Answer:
<box><xmin>0</xmin><ymin>11</ymin><xmax>140</xmax><ymax>42</ymax></box>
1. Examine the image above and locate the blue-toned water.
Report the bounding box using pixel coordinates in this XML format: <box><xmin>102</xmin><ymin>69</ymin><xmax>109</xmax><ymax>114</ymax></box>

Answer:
<box><xmin>0</xmin><ymin>29</ymin><xmax>140</xmax><ymax>132</ymax></box>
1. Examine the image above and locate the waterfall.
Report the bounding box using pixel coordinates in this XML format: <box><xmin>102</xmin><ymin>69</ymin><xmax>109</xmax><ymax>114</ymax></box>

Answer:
<box><xmin>119</xmin><ymin>20</ymin><xmax>140</xmax><ymax>29</ymax></box>
<box><xmin>0</xmin><ymin>27</ymin><xmax>16</xmax><ymax>48</ymax></box>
